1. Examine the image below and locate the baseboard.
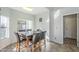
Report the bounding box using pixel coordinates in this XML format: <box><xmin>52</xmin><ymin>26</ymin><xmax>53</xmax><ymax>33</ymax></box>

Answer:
<box><xmin>64</xmin><ymin>37</ymin><xmax>77</xmax><ymax>40</ymax></box>
<box><xmin>48</xmin><ymin>40</ymin><xmax>62</xmax><ymax>45</ymax></box>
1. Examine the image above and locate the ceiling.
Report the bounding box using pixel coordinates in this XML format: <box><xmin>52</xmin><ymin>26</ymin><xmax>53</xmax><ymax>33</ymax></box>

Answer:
<box><xmin>10</xmin><ymin>7</ymin><xmax>49</xmax><ymax>15</ymax></box>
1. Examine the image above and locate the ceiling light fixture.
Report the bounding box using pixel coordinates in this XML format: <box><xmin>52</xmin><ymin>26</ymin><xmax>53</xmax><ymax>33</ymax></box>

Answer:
<box><xmin>23</xmin><ymin>7</ymin><xmax>32</xmax><ymax>11</ymax></box>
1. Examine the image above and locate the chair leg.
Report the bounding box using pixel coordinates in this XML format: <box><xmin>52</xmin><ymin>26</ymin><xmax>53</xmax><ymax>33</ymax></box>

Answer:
<box><xmin>39</xmin><ymin>41</ymin><xmax>42</xmax><ymax>51</ymax></box>
<box><xmin>31</xmin><ymin>44</ymin><xmax>35</xmax><ymax>52</ymax></box>
<box><xmin>16</xmin><ymin>42</ymin><xmax>20</xmax><ymax>52</ymax></box>
<box><xmin>44</xmin><ymin>39</ymin><xmax>46</xmax><ymax>48</ymax></box>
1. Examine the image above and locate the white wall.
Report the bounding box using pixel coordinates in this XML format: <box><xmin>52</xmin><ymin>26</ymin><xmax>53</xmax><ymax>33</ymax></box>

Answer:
<box><xmin>49</xmin><ymin>7</ymin><xmax>79</xmax><ymax>46</ymax></box>
<box><xmin>0</xmin><ymin>7</ymin><xmax>34</xmax><ymax>50</ymax></box>
<box><xmin>49</xmin><ymin>10</ymin><xmax>54</xmax><ymax>41</ymax></box>
<box><xmin>49</xmin><ymin>8</ymin><xmax>63</xmax><ymax>44</ymax></box>
<box><xmin>64</xmin><ymin>14</ymin><xmax>77</xmax><ymax>39</ymax></box>
<box><xmin>34</xmin><ymin>12</ymin><xmax>49</xmax><ymax>39</ymax></box>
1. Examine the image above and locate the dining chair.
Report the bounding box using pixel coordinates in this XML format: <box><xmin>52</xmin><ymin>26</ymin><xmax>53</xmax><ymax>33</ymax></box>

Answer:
<box><xmin>31</xmin><ymin>33</ymin><xmax>41</xmax><ymax>52</ymax></box>
<box><xmin>15</xmin><ymin>33</ymin><xmax>21</xmax><ymax>52</ymax></box>
<box><xmin>40</xmin><ymin>31</ymin><xmax>46</xmax><ymax>47</ymax></box>
<box><xmin>15</xmin><ymin>32</ymin><xmax>27</xmax><ymax>52</ymax></box>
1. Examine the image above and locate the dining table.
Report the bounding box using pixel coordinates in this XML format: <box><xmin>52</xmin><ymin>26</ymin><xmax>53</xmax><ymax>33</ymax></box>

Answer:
<box><xmin>19</xmin><ymin>31</ymin><xmax>42</xmax><ymax>50</ymax></box>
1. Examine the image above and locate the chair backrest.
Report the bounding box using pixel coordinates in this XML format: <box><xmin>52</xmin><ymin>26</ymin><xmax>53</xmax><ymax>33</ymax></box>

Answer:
<box><xmin>15</xmin><ymin>33</ymin><xmax>21</xmax><ymax>43</ymax></box>
<box><xmin>21</xmin><ymin>34</ymin><xmax>26</xmax><ymax>40</ymax></box>
<box><xmin>40</xmin><ymin>31</ymin><xmax>46</xmax><ymax>40</ymax></box>
<box><xmin>32</xmin><ymin>33</ymin><xmax>41</xmax><ymax>44</ymax></box>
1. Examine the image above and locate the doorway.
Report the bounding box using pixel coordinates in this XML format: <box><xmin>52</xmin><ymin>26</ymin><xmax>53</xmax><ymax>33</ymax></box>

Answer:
<box><xmin>63</xmin><ymin>14</ymin><xmax>77</xmax><ymax>46</ymax></box>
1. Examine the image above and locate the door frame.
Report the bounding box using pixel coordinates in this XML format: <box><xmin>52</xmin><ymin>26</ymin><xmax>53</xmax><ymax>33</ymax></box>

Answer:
<box><xmin>63</xmin><ymin>14</ymin><xmax>77</xmax><ymax>46</ymax></box>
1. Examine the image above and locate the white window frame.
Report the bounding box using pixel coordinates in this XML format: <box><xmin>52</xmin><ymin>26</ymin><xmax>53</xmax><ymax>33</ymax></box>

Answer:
<box><xmin>0</xmin><ymin>16</ymin><xmax>9</xmax><ymax>39</ymax></box>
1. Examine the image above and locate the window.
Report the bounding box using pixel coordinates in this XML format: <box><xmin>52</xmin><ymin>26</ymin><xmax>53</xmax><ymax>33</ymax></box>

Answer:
<box><xmin>0</xmin><ymin>16</ymin><xmax>9</xmax><ymax>39</ymax></box>
<box><xmin>26</xmin><ymin>20</ymin><xmax>33</xmax><ymax>30</ymax></box>
<box><xmin>18</xmin><ymin>20</ymin><xmax>33</xmax><ymax>31</ymax></box>
<box><xmin>18</xmin><ymin>21</ymin><xmax>26</xmax><ymax>31</ymax></box>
